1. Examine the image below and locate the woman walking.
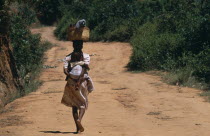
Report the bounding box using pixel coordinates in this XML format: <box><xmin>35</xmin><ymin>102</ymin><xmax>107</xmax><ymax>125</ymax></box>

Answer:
<box><xmin>61</xmin><ymin>40</ymin><xmax>94</xmax><ymax>133</ymax></box>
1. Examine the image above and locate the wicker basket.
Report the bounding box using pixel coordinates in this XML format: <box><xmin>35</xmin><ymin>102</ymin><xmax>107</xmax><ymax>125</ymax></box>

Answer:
<box><xmin>67</xmin><ymin>26</ymin><xmax>90</xmax><ymax>41</ymax></box>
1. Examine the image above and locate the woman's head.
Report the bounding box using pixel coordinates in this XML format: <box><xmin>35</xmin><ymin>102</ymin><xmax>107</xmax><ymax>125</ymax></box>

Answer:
<box><xmin>73</xmin><ymin>40</ymin><xmax>83</xmax><ymax>52</ymax></box>
<box><xmin>71</xmin><ymin>40</ymin><xmax>84</xmax><ymax>62</ymax></box>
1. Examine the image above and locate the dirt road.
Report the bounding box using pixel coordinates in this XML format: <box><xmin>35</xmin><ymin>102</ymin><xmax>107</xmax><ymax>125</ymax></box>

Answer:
<box><xmin>1</xmin><ymin>27</ymin><xmax>210</xmax><ymax>136</ymax></box>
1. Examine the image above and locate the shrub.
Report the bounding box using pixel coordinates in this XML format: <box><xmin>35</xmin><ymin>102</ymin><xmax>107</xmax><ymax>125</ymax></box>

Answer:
<box><xmin>10</xmin><ymin>12</ymin><xmax>39</xmax><ymax>73</ymax></box>
<box><xmin>128</xmin><ymin>22</ymin><xmax>183</xmax><ymax>70</ymax></box>
<box><xmin>54</xmin><ymin>13</ymin><xmax>77</xmax><ymax>40</ymax></box>
<box><xmin>104</xmin><ymin>25</ymin><xmax>131</xmax><ymax>42</ymax></box>
<box><xmin>164</xmin><ymin>67</ymin><xmax>208</xmax><ymax>90</ymax></box>
<box><xmin>0</xmin><ymin>0</ymin><xmax>10</xmax><ymax>35</ymax></box>
<box><xmin>17</xmin><ymin>4</ymin><xmax>36</xmax><ymax>25</ymax></box>
<box><xmin>9</xmin><ymin>3</ymin><xmax>55</xmax><ymax>94</ymax></box>
<box><xmin>54</xmin><ymin>0</ymin><xmax>210</xmax><ymax>88</ymax></box>
<box><xmin>128</xmin><ymin>0</ymin><xmax>210</xmax><ymax>88</ymax></box>
<box><xmin>33</xmin><ymin>0</ymin><xmax>61</xmax><ymax>25</ymax></box>
<box><xmin>55</xmin><ymin>0</ymin><xmax>143</xmax><ymax>42</ymax></box>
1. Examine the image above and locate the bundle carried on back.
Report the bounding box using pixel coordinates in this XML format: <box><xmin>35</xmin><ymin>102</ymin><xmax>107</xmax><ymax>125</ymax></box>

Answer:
<box><xmin>67</xmin><ymin>19</ymin><xmax>90</xmax><ymax>41</ymax></box>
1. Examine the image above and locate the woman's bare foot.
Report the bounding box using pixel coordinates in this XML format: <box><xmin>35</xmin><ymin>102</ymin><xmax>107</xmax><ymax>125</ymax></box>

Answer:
<box><xmin>76</xmin><ymin>120</ymin><xmax>84</xmax><ymax>132</ymax></box>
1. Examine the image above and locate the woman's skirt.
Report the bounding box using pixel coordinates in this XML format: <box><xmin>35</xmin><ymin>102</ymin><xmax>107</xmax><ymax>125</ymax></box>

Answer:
<box><xmin>61</xmin><ymin>78</ymin><xmax>89</xmax><ymax>109</ymax></box>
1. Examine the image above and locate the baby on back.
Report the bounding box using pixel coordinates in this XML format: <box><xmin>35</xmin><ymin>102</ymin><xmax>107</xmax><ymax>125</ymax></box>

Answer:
<box><xmin>69</xmin><ymin>52</ymin><xmax>85</xmax><ymax>79</ymax></box>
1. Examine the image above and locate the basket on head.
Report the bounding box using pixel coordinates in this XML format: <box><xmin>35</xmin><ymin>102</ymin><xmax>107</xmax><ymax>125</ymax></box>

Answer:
<box><xmin>67</xmin><ymin>26</ymin><xmax>90</xmax><ymax>42</ymax></box>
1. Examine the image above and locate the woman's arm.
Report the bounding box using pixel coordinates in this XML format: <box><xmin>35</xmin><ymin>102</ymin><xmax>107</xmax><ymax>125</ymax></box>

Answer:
<box><xmin>83</xmin><ymin>53</ymin><xmax>90</xmax><ymax>65</ymax></box>
<box><xmin>63</xmin><ymin>55</ymin><xmax>71</xmax><ymax>75</ymax></box>
<box><xmin>83</xmin><ymin>53</ymin><xmax>90</xmax><ymax>70</ymax></box>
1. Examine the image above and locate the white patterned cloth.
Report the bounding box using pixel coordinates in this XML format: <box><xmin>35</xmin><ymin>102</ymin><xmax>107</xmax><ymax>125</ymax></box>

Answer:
<box><xmin>63</xmin><ymin>53</ymin><xmax>90</xmax><ymax>69</ymax></box>
<box><xmin>75</xmin><ymin>19</ymin><xmax>86</xmax><ymax>28</ymax></box>
<box><xmin>63</xmin><ymin>53</ymin><xmax>93</xmax><ymax>90</ymax></box>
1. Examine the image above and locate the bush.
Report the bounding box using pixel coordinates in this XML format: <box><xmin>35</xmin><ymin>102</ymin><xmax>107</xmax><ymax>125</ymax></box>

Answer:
<box><xmin>10</xmin><ymin>13</ymin><xmax>42</xmax><ymax>75</ymax></box>
<box><xmin>9</xmin><ymin>3</ymin><xmax>55</xmax><ymax>94</ymax></box>
<box><xmin>54</xmin><ymin>0</ymin><xmax>210</xmax><ymax>88</ymax></box>
<box><xmin>104</xmin><ymin>25</ymin><xmax>131</xmax><ymax>42</ymax></box>
<box><xmin>0</xmin><ymin>0</ymin><xmax>10</xmax><ymax>35</ymax></box>
<box><xmin>128</xmin><ymin>0</ymin><xmax>210</xmax><ymax>87</ymax></box>
<box><xmin>54</xmin><ymin>13</ymin><xmax>77</xmax><ymax>40</ymax></box>
<box><xmin>128</xmin><ymin>22</ymin><xmax>183</xmax><ymax>70</ymax></box>
<box><xmin>33</xmin><ymin>0</ymin><xmax>61</xmax><ymax>25</ymax></box>
<box><xmin>55</xmin><ymin>0</ymin><xmax>143</xmax><ymax>42</ymax></box>
<box><xmin>17</xmin><ymin>4</ymin><xmax>36</xmax><ymax>25</ymax></box>
<box><xmin>164</xmin><ymin>67</ymin><xmax>208</xmax><ymax>90</ymax></box>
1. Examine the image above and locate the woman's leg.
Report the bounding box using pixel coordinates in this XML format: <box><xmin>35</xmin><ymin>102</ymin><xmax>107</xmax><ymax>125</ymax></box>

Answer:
<box><xmin>76</xmin><ymin>107</ymin><xmax>85</xmax><ymax>132</ymax></box>
<box><xmin>78</xmin><ymin>107</ymin><xmax>85</xmax><ymax>121</ymax></box>
<box><xmin>72</xmin><ymin>107</ymin><xmax>79</xmax><ymax>132</ymax></box>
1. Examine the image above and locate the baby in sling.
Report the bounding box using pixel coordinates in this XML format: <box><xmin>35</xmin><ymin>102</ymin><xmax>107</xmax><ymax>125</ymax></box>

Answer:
<box><xmin>64</xmin><ymin>51</ymin><xmax>94</xmax><ymax>92</ymax></box>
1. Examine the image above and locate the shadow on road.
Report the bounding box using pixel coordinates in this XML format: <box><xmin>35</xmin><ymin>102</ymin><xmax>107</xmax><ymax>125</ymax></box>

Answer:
<box><xmin>40</xmin><ymin>131</ymin><xmax>76</xmax><ymax>134</ymax></box>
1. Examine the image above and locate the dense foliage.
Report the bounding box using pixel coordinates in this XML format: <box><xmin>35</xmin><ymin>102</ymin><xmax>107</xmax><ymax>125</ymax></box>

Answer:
<box><xmin>54</xmin><ymin>0</ymin><xmax>142</xmax><ymax>41</ymax></box>
<box><xmin>2</xmin><ymin>0</ymin><xmax>210</xmax><ymax>89</ymax></box>
<box><xmin>52</xmin><ymin>0</ymin><xmax>210</xmax><ymax>87</ymax></box>
<box><xmin>32</xmin><ymin>0</ymin><xmax>61</xmax><ymax>25</ymax></box>
<box><xmin>9</xmin><ymin>3</ymin><xmax>54</xmax><ymax>93</ymax></box>
<box><xmin>0</xmin><ymin>0</ymin><xmax>10</xmax><ymax>35</ymax></box>
<box><xmin>10</xmin><ymin>4</ymin><xmax>39</xmax><ymax>75</ymax></box>
<box><xmin>128</xmin><ymin>0</ymin><xmax>210</xmax><ymax>87</ymax></box>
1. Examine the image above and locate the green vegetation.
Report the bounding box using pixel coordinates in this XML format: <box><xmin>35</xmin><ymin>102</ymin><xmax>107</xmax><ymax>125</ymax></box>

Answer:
<box><xmin>200</xmin><ymin>91</ymin><xmax>210</xmax><ymax>102</ymax></box>
<box><xmin>54</xmin><ymin>0</ymin><xmax>141</xmax><ymax>41</ymax></box>
<box><xmin>1</xmin><ymin>0</ymin><xmax>210</xmax><ymax>96</ymax></box>
<box><xmin>0</xmin><ymin>1</ymin><xmax>55</xmax><ymax>97</ymax></box>
<box><xmin>128</xmin><ymin>1</ymin><xmax>210</xmax><ymax>89</ymax></box>
<box><xmin>52</xmin><ymin>0</ymin><xmax>210</xmax><ymax>90</ymax></box>
<box><xmin>54</xmin><ymin>15</ymin><xmax>77</xmax><ymax>40</ymax></box>
<box><xmin>32</xmin><ymin>0</ymin><xmax>61</xmax><ymax>25</ymax></box>
<box><xmin>0</xmin><ymin>1</ymin><xmax>9</xmax><ymax>35</ymax></box>
<box><xmin>9</xmin><ymin>3</ymin><xmax>55</xmax><ymax>94</ymax></box>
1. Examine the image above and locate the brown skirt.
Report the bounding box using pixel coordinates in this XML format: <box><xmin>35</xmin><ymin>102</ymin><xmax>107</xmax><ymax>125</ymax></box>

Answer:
<box><xmin>61</xmin><ymin>78</ymin><xmax>89</xmax><ymax>109</ymax></box>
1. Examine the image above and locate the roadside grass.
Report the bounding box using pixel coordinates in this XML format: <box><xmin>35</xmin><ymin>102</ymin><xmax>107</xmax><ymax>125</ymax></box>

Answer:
<box><xmin>163</xmin><ymin>71</ymin><xmax>208</xmax><ymax>90</ymax></box>
<box><xmin>0</xmin><ymin>40</ymin><xmax>55</xmax><ymax>113</ymax></box>
<box><xmin>131</xmin><ymin>70</ymin><xmax>143</xmax><ymax>74</ymax></box>
<box><xmin>0</xmin><ymin>104</ymin><xmax>16</xmax><ymax>114</ymax></box>
<box><xmin>22</xmin><ymin>40</ymin><xmax>56</xmax><ymax>95</ymax></box>
<box><xmin>162</xmin><ymin>70</ymin><xmax>210</xmax><ymax>101</ymax></box>
<box><xmin>135</xmin><ymin>67</ymin><xmax>210</xmax><ymax>90</ymax></box>
<box><xmin>132</xmin><ymin>69</ymin><xmax>210</xmax><ymax>101</ymax></box>
<box><xmin>24</xmin><ymin>80</ymin><xmax>43</xmax><ymax>94</ymax></box>
<box><xmin>10</xmin><ymin>40</ymin><xmax>55</xmax><ymax>104</ymax></box>
<box><xmin>40</xmin><ymin>40</ymin><xmax>57</xmax><ymax>51</ymax></box>
<box><xmin>200</xmin><ymin>91</ymin><xmax>210</xmax><ymax>102</ymax></box>
<box><xmin>145</xmin><ymin>71</ymin><xmax>165</xmax><ymax>77</ymax></box>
